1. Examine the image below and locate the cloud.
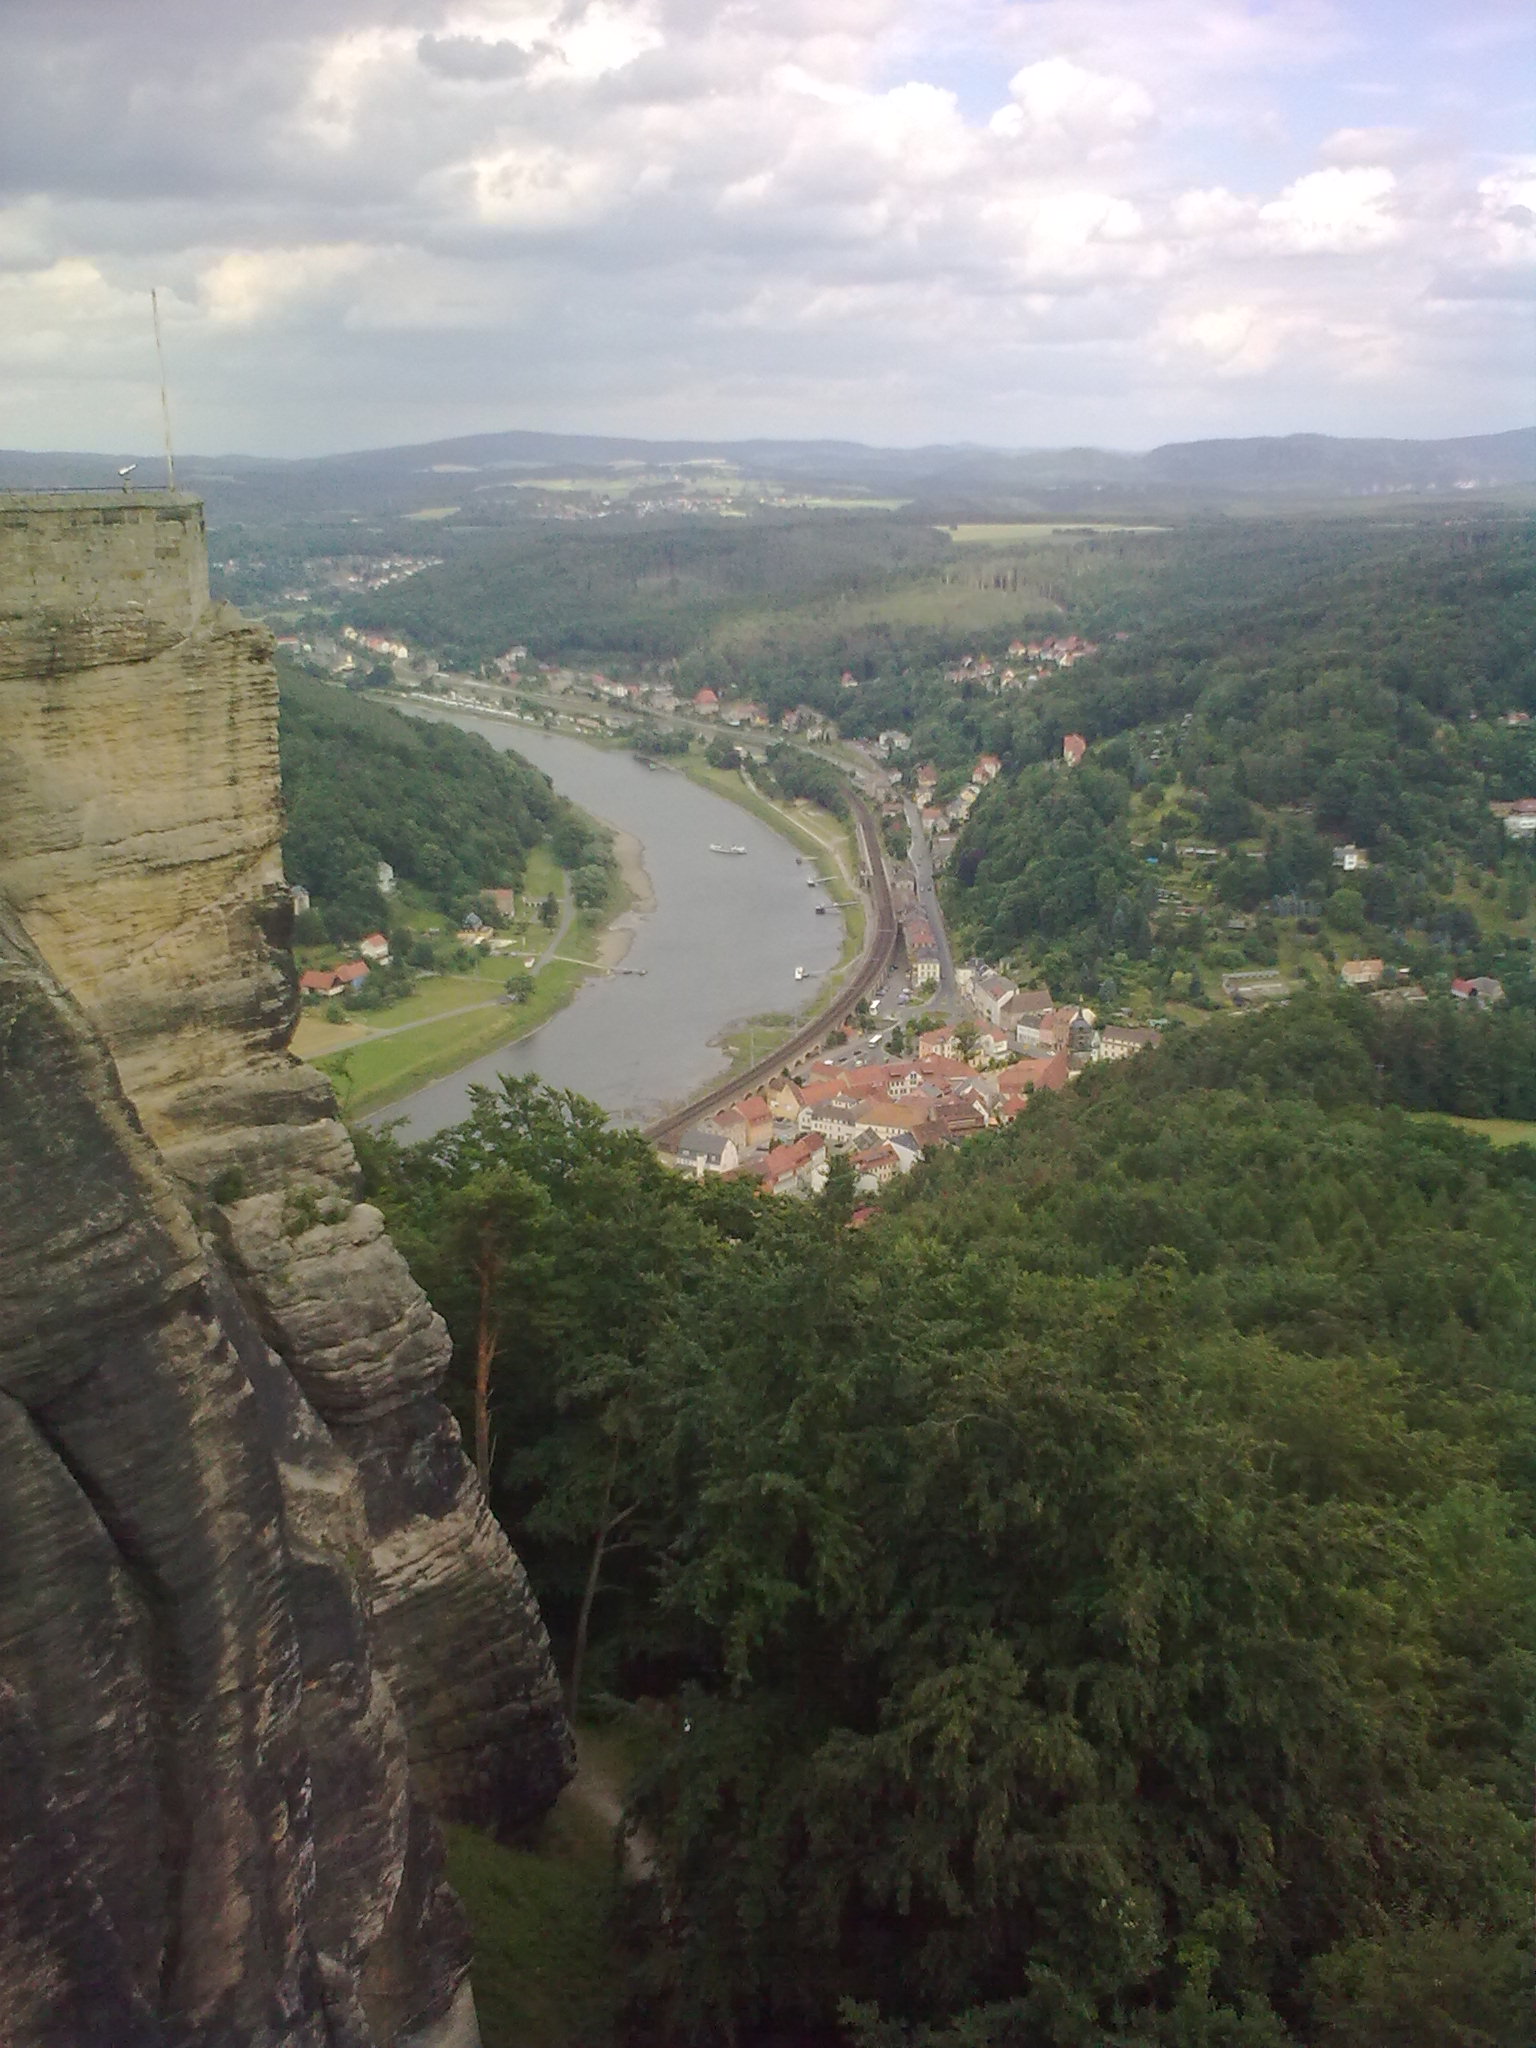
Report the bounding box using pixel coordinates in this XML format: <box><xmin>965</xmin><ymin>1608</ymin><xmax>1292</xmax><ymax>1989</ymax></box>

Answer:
<box><xmin>417</xmin><ymin>33</ymin><xmax>533</xmax><ymax>81</ymax></box>
<box><xmin>1318</xmin><ymin>125</ymin><xmax>1420</xmax><ymax>165</ymax></box>
<box><xmin>1258</xmin><ymin>166</ymin><xmax>1400</xmax><ymax>253</ymax></box>
<box><xmin>201</xmin><ymin>244</ymin><xmax>376</xmax><ymax>324</ymax></box>
<box><xmin>0</xmin><ymin>0</ymin><xmax>1529</xmax><ymax>453</ymax></box>
<box><xmin>990</xmin><ymin>57</ymin><xmax>1155</xmax><ymax>150</ymax></box>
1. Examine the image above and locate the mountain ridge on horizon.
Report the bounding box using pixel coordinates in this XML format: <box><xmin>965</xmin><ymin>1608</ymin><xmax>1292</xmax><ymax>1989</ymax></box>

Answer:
<box><xmin>3</xmin><ymin>424</ymin><xmax>1532</xmax><ymax>521</ymax></box>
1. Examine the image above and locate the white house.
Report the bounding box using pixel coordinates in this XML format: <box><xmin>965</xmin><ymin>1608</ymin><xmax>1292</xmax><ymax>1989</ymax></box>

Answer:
<box><xmin>673</xmin><ymin>1127</ymin><xmax>740</xmax><ymax>1178</ymax></box>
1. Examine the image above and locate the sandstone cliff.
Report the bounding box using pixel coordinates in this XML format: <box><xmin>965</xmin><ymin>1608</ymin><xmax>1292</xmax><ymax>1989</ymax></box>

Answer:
<box><xmin>0</xmin><ymin>492</ymin><xmax>573</xmax><ymax>2047</ymax></box>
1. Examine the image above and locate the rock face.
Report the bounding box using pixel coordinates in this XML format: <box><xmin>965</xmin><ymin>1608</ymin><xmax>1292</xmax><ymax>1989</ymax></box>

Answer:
<box><xmin>0</xmin><ymin>493</ymin><xmax>573</xmax><ymax>2047</ymax></box>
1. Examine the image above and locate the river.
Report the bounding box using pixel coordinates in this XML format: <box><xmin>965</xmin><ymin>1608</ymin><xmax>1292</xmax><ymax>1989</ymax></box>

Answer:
<box><xmin>376</xmin><ymin>709</ymin><xmax>847</xmax><ymax>1138</ymax></box>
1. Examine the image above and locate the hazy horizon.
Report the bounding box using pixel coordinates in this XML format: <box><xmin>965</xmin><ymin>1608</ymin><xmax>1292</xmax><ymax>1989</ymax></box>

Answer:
<box><xmin>5</xmin><ymin>420</ymin><xmax>1535</xmax><ymax>470</ymax></box>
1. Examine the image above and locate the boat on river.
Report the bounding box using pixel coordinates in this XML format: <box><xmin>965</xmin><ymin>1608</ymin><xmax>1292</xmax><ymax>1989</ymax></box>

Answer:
<box><xmin>795</xmin><ymin>965</ymin><xmax>807</xmax><ymax>980</ymax></box>
<box><xmin>709</xmin><ymin>842</ymin><xmax>747</xmax><ymax>855</ymax></box>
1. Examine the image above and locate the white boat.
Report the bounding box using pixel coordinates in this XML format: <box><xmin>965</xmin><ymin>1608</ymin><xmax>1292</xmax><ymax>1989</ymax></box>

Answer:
<box><xmin>709</xmin><ymin>843</ymin><xmax>747</xmax><ymax>855</ymax></box>
<box><xmin>795</xmin><ymin>965</ymin><xmax>807</xmax><ymax>980</ymax></box>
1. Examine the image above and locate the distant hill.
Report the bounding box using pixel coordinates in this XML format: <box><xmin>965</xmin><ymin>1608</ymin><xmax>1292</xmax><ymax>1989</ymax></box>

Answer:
<box><xmin>1138</xmin><ymin>429</ymin><xmax>1536</xmax><ymax>494</ymax></box>
<box><xmin>2</xmin><ymin>425</ymin><xmax>1531</xmax><ymax>524</ymax></box>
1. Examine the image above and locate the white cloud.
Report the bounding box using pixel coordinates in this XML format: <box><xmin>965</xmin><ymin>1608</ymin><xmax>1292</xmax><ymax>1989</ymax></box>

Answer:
<box><xmin>201</xmin><ymin>244</ymin><xmax>375</xmax><ymax>324</ymax></box>
<box><xmin>990</xmin><ymin>57</ymin><xmax>1154</xmax><ymax>150</ymax></box>
<box><xmin>1258</xmin><ymin>166</ymin><xmax>1399</xmax><ymax>253</ymax></box>
<box><xmin>462</xmin><ymin>142</ymin><xmax>624</xmax><ymax>230</ymax></box>
<box><xmin>1170</xmin><ymin>186</ymin><xmax>1252</xmax><ymax>238</ymax></box>
<box><xmin>526</xmin><ymin>0</ymin><xmax>663</xmax><ymax>81</ymax></box>
<box><xmin>1473</xmin><ymin>161</ymin><xmax>1536</xmax><ymax>267</ymax></box>
<box><xmin>1161</xmin><ymin>301</ymin><xmax>1278</xmax><ymax>374</ymax></box>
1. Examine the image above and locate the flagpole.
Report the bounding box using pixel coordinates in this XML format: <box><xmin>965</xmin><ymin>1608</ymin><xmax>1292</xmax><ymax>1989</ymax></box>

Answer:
<box><xmin>151</xmin><ymin>289</ymin><xmax>176</xmax><ymax>490</ymax></box>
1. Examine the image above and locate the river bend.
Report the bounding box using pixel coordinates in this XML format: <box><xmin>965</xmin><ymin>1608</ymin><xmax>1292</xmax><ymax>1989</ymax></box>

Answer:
<box><xmin>377</xmin><ymin>710</ymin><xmax>846</xmax><ymax>1137</ymax></box>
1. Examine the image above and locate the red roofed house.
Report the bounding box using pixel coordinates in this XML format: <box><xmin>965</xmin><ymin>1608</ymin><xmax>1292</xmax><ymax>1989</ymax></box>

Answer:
<box><xmin>931</xmin><ymin>1097</ymin><xmax>988</xmax><ymax>1141</ymax></box>
<box><xmin>858</xmin><ymin>1097</ymin><xmax>937</xmax><ymax>1137</ymax></box>
<box><xmin>693</xmin><ymin>687</ymin><xmax>720</xmax><ymax>714</ymax></box>
<box><xmin>853</xmin><ymin>1142</ymin><xmax>901</xmax><ymax>1191</ymax></box>
<box><xmin>1062</xmin><ymin>733</ymin><xmax>1088</xmax><ymax>767</ymax></box>
<box><xmin>333</xmin><ymin>960</ymin><xmax>370</xmax><ymax>988</ymax></box>
<box><xmin>749</xmin><ymin>1132</ymin><xmax>828</xmax><ymax>1197</ymax></box>
<box><xmin>359</xmin><ymin>932</ymin><xmax>391</xmax><ymax>963</ymax></box>
<box><xmin>715</xmin><ymin>1095</ymin><xmax>774</xmax><ymax>1151</ymax></box>
<box><xmin>795</xmin><ymin>1077</ymin><xmax>849</xmax><ymax>1129</ymax></box>
<box><xmin>1452</xmin><ymin>976</ymin><xmax>1505</xmax><ymax>1008</ymax></box>
<box><xmin>299</xmin><ymin>969</ymin><xmax>345</xmax><ymax>997</ymax></box>
<box><xmin>881</xmin><ymin>1061</ymin><xmax>924</xmax><ymax>1098</ymax></box>
<box><xmin>996</xmin><ymin>1048</ymin><xmax>1072</xmax><ymax>1100</ymax></box>
<box><xmin>918</xmin><ymin>1053</ymin><xmax>981</xmax><ymax>1084</ymax></box>
<box><xmin>765</xmin><ymin>1075</ymin><xmax>803</xmax><ymax>1122</ymax></box>
<box><xmin>838</xmin><ymin>1066</ymin><xmax>897</xmax><ymax>1104</ymax></box>
<box><xmin>974</xmin><ymin>754</ymin><xmax>1002</xmax><ymax>784</ymax></box>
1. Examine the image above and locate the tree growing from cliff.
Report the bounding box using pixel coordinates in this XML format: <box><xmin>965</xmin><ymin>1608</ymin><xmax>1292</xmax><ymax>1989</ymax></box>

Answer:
<box><xmin>360</xmin><ymin>1079</ymin><xmax>736</xmax><ymax>1699</ymax></box>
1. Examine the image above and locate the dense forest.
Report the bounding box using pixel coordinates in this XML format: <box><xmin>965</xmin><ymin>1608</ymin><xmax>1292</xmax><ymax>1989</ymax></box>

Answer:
<box><xmin>337</xmin><ymin>516</ymin><xmax>955</xmax><ymax>669</ymax></box>
<box><xmin>945</xmin><ymin>516</ymin><xmax>1536</xmax><ymax>1003</ymax></box>
<box><xmin>278</xmin><ymin>671</ymin><xmax>568</xmax><ymax>939</ymax></box>
<box><xmin>362</xmin><ymin>993</ymin><xmax>1536</xmax><ymax>2045</ymax></box>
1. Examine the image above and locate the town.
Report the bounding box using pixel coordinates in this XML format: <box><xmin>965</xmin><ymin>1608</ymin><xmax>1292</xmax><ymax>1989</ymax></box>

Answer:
<box><xmin>663</xmin><ymin>963</ymin><xmax>1161</xmax><ymax>1198</ymax></box>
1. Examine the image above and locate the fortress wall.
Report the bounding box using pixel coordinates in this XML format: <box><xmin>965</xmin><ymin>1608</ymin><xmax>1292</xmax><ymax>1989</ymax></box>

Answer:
<box><xmin>0</xmin><ymin>491</ymin><xmax>210</xmax><ymax>677</ymax></box>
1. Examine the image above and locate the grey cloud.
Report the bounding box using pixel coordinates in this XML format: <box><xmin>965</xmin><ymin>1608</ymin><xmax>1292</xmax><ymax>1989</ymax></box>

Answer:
<box><xmin>417</xmin><ymin>35</ymin><xmax>534</xmax><ymax>82</ymax></box>
<box><xmin>1428</xmin><ymin>266</ymin><xmax>1536</xmax><ymax>302</ymax></box>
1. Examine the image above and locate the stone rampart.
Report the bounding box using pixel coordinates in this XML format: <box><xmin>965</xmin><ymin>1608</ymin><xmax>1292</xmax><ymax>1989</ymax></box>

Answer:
<box><xmin>0</xmin><ymin>491</ymin><xmax>210</xmax><ymax>677</ymax></box>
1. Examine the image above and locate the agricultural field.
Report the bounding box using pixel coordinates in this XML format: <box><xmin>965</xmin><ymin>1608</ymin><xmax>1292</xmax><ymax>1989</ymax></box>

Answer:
<box><xmin>943</xmin><ymin>521</ymin><xmax>1168</xmax><ymax>544</ymax></box>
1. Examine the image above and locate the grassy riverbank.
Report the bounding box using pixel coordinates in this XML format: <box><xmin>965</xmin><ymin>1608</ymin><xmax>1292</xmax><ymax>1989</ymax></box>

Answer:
<box><xmin>309</xmin><ymin>847</ymin><xmax>638</xmax><ymax>1119</ymax></box>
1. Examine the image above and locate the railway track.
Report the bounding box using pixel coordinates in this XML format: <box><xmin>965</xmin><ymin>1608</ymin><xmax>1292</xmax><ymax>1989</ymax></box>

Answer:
<box><xmin>644</xmin><ymin>787</ymin><xmax>899</xmax><ymax>1146</ymax></box>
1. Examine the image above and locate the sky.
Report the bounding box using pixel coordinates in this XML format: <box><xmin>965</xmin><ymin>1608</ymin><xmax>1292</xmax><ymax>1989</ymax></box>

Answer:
<box><xmin>1</xmin><ymin>0</ymin><xmax>1532</xmax><ymax>457</ymax></box>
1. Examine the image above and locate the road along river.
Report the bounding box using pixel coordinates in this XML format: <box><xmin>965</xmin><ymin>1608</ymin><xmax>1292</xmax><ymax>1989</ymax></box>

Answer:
<box><xmin>375</xmin><ymin>709</ymin><xmax>848</xmax><ymax>1138</ymax></box>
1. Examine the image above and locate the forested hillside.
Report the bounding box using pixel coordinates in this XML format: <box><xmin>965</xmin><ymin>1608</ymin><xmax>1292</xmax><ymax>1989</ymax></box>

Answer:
<box><xmin>362</xmin><ymin>994</ymin><xmax>1536</xmax><ymax>2046</ymax></box>
<box><xmin>342</xmin><ymin>517</ymin><xmax>953</xmax><ymax>668</ymax></box>
<box><xmin>278</xmin><ymin>672</ymin><xmax>565</xmax><ymax>938</ymax></box>
<box><xmin>946</xmin><ymin>516</ymin><xmax>1536</xmax><ymax>1006</ymax></box>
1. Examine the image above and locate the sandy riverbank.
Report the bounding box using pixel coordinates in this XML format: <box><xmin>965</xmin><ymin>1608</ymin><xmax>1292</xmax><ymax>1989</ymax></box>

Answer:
<box><xmin>594</xmin><ymin>825</ymin><xmax>657</xmax><ymax>969</ymax></box>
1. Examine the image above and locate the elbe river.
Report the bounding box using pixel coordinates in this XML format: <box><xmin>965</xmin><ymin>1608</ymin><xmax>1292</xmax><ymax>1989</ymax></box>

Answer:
<box><xmin>377</xmin><ymin>707</ymin><xmax>847</xmax><ymax>1139</ymax></box>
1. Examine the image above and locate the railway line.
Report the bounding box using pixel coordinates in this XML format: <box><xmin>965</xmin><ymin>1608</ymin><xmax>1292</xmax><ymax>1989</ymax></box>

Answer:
<box><xmin>644</xmin><ymin>786</ymin><xmax>899</xmax><ymax>1146</ymax></box>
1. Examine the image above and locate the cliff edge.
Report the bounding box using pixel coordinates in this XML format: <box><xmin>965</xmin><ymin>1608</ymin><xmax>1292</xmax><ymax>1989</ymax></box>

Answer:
<box><xmin>0</xmin><ymin>492</ymin><xmax>573</xmax><ymax>2047</ymax></box>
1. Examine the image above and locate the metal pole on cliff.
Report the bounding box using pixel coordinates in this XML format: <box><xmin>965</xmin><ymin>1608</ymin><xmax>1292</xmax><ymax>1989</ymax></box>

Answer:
<box><xmin>151</xmin><ymin>289</ymin><xmax>176</xmax><ymax>491</ymax></box>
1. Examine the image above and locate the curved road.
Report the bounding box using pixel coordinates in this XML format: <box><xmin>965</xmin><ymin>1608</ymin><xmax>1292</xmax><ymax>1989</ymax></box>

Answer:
<box><xmin>644</xmin><ymin>787</ymin><xmax>898</xmax><ymax>1145</ymax></box>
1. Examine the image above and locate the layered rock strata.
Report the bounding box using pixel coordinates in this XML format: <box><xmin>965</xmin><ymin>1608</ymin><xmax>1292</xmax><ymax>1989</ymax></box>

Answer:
<box><xmin>0</xmin><ymin>492</ymin><xmax>572</xmax><ymax>2046</ymax></box>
